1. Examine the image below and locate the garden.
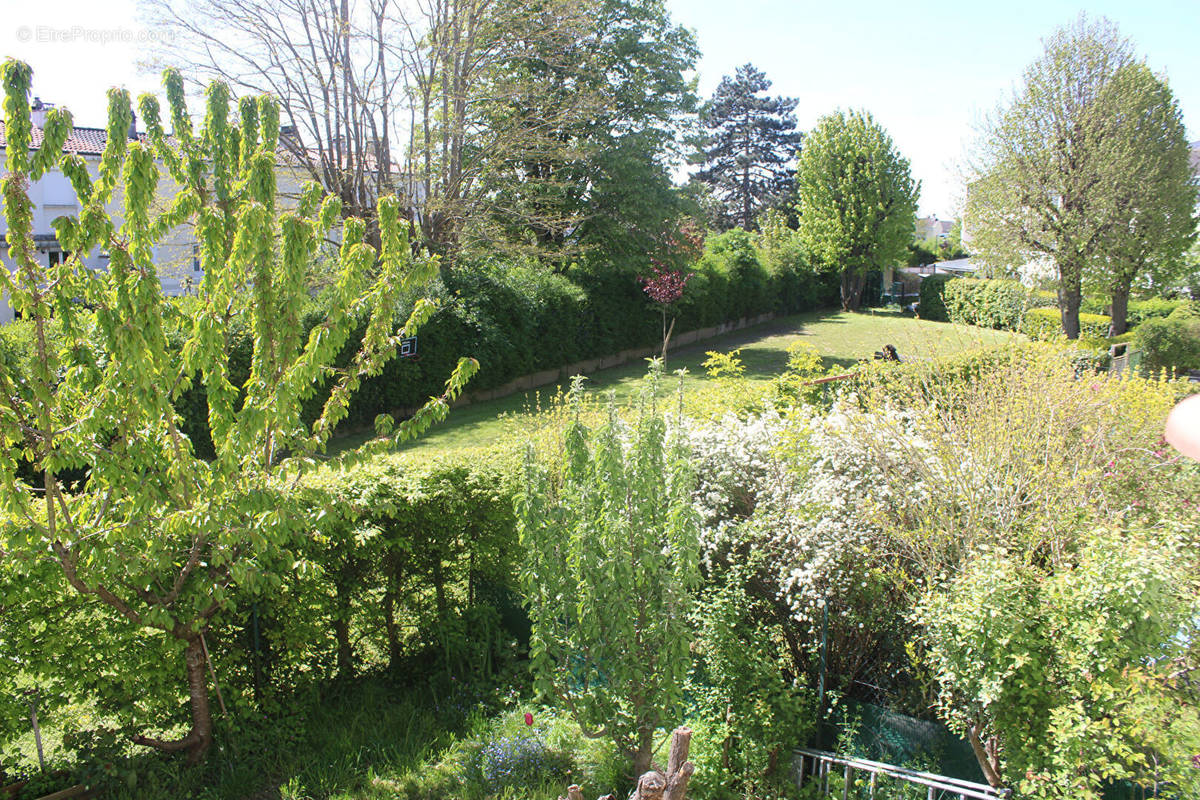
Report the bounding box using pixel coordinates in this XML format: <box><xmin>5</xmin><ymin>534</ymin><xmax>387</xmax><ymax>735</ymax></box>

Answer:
<box><xmin>2</xmin><ymin>15</ymin><xmax>1200</xmax><ymax>800</ymax></box>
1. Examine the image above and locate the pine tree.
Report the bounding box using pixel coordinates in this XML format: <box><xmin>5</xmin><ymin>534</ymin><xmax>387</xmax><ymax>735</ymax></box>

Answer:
<box><xmin>692</xmin><ymin>64</ymin><xmax>802</xmax><ymax>230</ymax></box>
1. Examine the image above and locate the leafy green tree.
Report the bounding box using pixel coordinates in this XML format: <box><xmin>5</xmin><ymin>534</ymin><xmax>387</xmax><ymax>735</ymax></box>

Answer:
<box><xmin>517</xmin><ymin>368</ymin><xmax>700</xmax><ymax>778</ymax></box>
<box><xmin>692</xmin><ymin>64</ymin><xmax>802</xmax><ymax>231</ymax></box>
<box><xmin>0</xmin><ymin>61</ymin><xmax>475</xmax><ymax>763</ymax></box>
<box><xmin>483</xmin><ymin>0</ymin><xmax>700</xmax><ymax>267</ymax></box>
<box><xmin>964</xmin><ymin>16</ymin><xmax>1191</xmax><ymax>339</ymax></box>
<box><xmin>688</xmin><ymin>563</ymin><xmax>812</xmax><ymax>798</ymax></box>
<box><xmin>794</xmin><ymin>110</ymin><xmax>918</xmax><ymax>310</ymax></box>
<box><xmin>919</xmin><ymin>528</ymin><xmax>1200</xmax><ymax>798</ymax></box>
<box><xmin>1088</xmin><ymin>63</ymin><xmax>1198</xmax><ymax>335</ymax></box>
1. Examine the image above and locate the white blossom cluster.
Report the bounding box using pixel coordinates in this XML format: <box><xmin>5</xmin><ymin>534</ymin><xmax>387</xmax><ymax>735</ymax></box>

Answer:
<box><xmin>688</xmin><ymin>400</ymin><xmax>938</xmax><ymax>633</ymax></box>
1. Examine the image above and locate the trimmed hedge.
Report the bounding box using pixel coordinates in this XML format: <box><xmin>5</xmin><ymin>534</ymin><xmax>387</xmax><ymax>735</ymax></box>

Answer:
<box><xmin>2</xmin><ymin>235</ymin><xmax>838</xmax><ymax>459</ymax></box>
<box><xmin>1134</xmin><ymin>304</ymin><xmax>1200</xmax><ymax>375</ymax></box>
<box><xmin>1021</xmin><ymin>307</ymin><xmax>1112</xmax><ymax>341</ymax></box>
<box><xmin>917</xmin><ymin>274</ymin><xmax>954</xmax><ymax>321</ymax></box>
<box><xmin>943</xmin><ymin>278</ymin><xmax>1027</xmax><ymax>330</ymax></box>
<box><xmin>1028</xmin><ymin>290</ymin><xmax>1058</xmax><ymax>309</ymax></box>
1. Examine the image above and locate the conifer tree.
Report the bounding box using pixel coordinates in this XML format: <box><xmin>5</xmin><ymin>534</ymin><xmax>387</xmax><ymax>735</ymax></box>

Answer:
<box><xmin>692</xmin><ymin>64</ymin><xmax>802</xmax><ymax>230</ymax></box>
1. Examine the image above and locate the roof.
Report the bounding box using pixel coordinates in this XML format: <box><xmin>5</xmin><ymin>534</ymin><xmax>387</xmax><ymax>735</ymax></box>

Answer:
<box><xmin>929</xmin><ymin>257</ymin><xmax>976</xmax><ymax>274</ymax></box>
<box><xmin>1</xmin><ymin>123</ymin><xmax>400</xmax><ymax>174</ymax></box>
<box><xmin>0</xmin><ymin>123</ymin><xmax>120</xmax><ymax>156</ymax></box>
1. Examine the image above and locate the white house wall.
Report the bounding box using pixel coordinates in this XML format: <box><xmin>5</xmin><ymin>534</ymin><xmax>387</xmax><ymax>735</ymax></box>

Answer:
<box><xmin>1</xmin><ymin>156</ymin><xmax>312</xmax><ymax>325</ymax></box>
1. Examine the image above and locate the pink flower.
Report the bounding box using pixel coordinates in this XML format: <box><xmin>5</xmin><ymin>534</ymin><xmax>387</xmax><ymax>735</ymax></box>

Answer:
<box><xmin>524</xmin><ymin>712</ymin><xmax>534</xmax><ymax>726</ymax></box>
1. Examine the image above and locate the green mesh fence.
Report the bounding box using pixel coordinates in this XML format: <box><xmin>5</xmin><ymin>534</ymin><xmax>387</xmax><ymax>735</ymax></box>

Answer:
<box><xmin>820</xmin><ymin>700</ymin><xmax>1171</xmax><ymax>799</ymax></box>
<box><xmin>824</xmin><ymin>699</ymin><xmax>985</xmax><ymax>784</ymax></box>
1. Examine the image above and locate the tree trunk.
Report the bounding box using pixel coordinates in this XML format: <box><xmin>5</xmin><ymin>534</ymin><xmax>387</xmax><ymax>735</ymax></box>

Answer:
<box><xmin>741</xmin><ymin>161</ymin><xmax>751</xmax><ymax>230</ymax></box>
<box><xmin>334</xmin><ymin>616</ymin><xmax>354</xmax><ymax>679</ymax></box>
<box><xmin>840</xmin><ymin>269</ymin><xmax>866</xmax><ymax>311</ymax></box>
<box><xmin>383</xmin><ymin>587</ymin><xmax>402</xmax><ymax>670</ymax></box>
<box><xmin>1109</xmin><ymin>283</ymin><xmax>1130</xmax><ymax>337</ymax></box>
<box><xmin>132</xmin><ymin>636</ymin><xmax>214</xmax><ymax>764</ymax></box>
<box><xmin>631</xmin><ymin>725</ymin><xmax>655</xmax><ymax>780</ymax></box>
<box><xmin>182</xmin><ymin>637</ymin><xmax>215</xmax><ymax>763</ymax></box>
<box><xmin>966</xmin><ymin>723</ymin><xmax>1003</xmax><ymax>789</ymax></box>
<box><xmin>1059</xmin><ymin>264</ymin><xmax>1083</xmax><ymax>340</ymax></box>
<box><xmin>630</xmin><ymin>727</ymin><xmax>694</xmax><ymax>800</ymax></box>
<box><xmin>432</xmin><ymin>558</ymin><xmax>449</xmax><ymax>623</ymax></box>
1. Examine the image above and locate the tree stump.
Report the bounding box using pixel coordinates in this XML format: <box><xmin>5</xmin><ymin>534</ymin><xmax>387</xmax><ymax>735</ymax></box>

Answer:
<box><xmin>563</xmin><ymin>727</ymin><xmax>695</xmax><ymax>800</ymax></box>
<box><xmin>631</xmin><ymin>727</ymin><xmax>694</xmax><ymax>800</ymax></box>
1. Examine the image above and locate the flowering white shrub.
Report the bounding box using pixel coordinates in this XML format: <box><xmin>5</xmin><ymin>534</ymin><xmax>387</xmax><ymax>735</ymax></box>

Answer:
<box><xmin>688</xmin><ymin>400</ymin><xmax>937</xmax><ymax>634</ymax></box>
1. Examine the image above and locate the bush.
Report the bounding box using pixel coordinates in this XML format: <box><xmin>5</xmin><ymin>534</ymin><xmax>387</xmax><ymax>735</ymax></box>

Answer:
<box><xmin>265</xmin><ymin>447</ymin><xmax>523</xmax><ymax>686</ymax></box>
<box><xmin>917</xmin><ymin>274</ymin><xmax>955</xmax><ymax>321</ymax></box>
<box><xmin>1167</xmin><ymin>300</ymin><xmax>1200</xmax><ymax>322</ymax></box>
<box><xmin>1126</xmin><ymin>297</ymin><xmax>1184</xmax><ymax>327</ymax></box>
<box><xmin>1021</xmin><ymin>307</ymin><xmax>1111</xmax><ymax>340</ymax></box>
<box><xmin>1027</xmin><ymin>289</ymin><xmax>1058</xmax><ymax>309</ymax></box>
<box><xmin>467</xmin><ymin>733</ymin><xmax>572</xmax><ymax>794</ymax></box>
<box><xmin>918</xmin><ymin>529</ymin><xmax>1200</xmax><ymax>799</ymax></box>
<box><xmin>1134</xmin><ymin>315</ymin><xmax>1200</xmax><ymax>375</ymax></box>
<box><xmin>756</xmin><ymin>216</ymin><xmax>838</xmax><ymax>314</ymax></box>
<box><xmin>943</xmin><ymin>278</ymin><xmax>1027</xmax><ymax>330</ymax></box>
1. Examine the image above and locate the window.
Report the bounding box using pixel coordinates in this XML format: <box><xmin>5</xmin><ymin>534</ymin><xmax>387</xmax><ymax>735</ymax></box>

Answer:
<box><xmin>192</xmin><ymin>244</ymin><xmax>202</xmax><ymax>273</ymax></box>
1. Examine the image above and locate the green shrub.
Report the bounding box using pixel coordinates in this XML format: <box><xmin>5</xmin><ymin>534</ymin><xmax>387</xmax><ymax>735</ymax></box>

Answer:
<box><xmin>1027</xmin><ymin>289</ymin><xmax>1058</xmax><ymax>309</ymax></box>
<box><xmin>756</xmin><ymin>222</ymin><xmax>837</xmax><ymax>314</ymax></box>
<box><xmin>1134</xmin><ymin>315</ymin><xmax>1200</xmax><ymax>375</ymax></box>
<box><xmin>1167</xmin><ymin>300</ymin><xmax>1200</xmax><ymax>322</ymax></box>
<box><xmin>1079</xmin><ymin>295</ymin><xmax>1108</xmax><ymax>316</ymax></box>
<box><xmin>269</xmin><ymin>447</ymin><xmax>522</xmax><ymax>685</ymax></box>
<box><xmin>1079</xmin><ymin>313</ymin><xmax>1115</xmax><ymax>340</ymax></box>
<box><xmin>1127</xmin><ymin>297</ymin><xmax>1184</xmax><ymax>326</ymax></box>
<box><xmin>689</xmin><ymin>229</ymin><xmax>771</xmax><ymax>322</ymax></box>
<box><xmin>1020</xmin><ymin>307</ymin><xmax>1111</xmax><ymax>340</ymax></box>
<box><xmin>943</xmin><ymin>278</ymin><xmax>1027</xmax><ymax>330</ymax></box>
<box><xmin>917</xmin><ymin>274</ymin><xmax>955</xmax><ymax>321</ymax></box>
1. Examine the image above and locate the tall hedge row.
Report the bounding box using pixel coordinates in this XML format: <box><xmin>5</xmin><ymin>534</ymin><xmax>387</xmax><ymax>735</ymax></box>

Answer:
<box><xmin>1020</xmin><ymin>307</ymin><xmax>1112</xmax><ymax>341</ymax></box>
<box><xmin>1</xmin><ymin>233</ymin><xmax>838</xmax><ymax>458</ymax></box>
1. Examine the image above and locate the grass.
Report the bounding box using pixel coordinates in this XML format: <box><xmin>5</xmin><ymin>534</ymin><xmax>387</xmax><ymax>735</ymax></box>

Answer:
<box><xmin>329</xmin><ymin>309</ymin><xmax>1018</xmax><ymax>456</ymax></box>
<box><xmin>328</xmin><ymin>309</ymin><xmax>1018</xmax><ymax>457</ymax></box>
<box><xmin>2</xmin><ymin>675</ymin><xmax>617</xmax><ymax>800</ymax></box>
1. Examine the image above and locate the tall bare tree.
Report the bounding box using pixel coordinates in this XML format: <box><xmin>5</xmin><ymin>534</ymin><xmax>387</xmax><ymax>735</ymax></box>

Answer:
<box><xmin>145</xmin><ymin>0</ymin><xmax>408</xmax><ymax>227</ymax></box>
<box><xmin>144</xmin><ymin>0</ymin><xmax>607</xmax><ymax>260</ymax></box>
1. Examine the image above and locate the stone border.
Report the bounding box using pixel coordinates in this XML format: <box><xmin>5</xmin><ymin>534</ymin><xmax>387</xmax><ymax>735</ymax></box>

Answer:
<box><xmin>448</xmin><ymin>312</ymin><xmax>778</xmax><ymax>409</ymax></box>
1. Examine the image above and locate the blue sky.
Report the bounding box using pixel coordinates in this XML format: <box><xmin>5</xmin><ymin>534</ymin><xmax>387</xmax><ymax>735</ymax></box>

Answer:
<box><xmin>667</xmin><ymin>0</ymin><xmax>1200</xmax><ymax>217</ymax></box>
<box><xmin>3</xmin><ymin>0</ymin><xmax>1197</xmax><ymax>219</ymax></box>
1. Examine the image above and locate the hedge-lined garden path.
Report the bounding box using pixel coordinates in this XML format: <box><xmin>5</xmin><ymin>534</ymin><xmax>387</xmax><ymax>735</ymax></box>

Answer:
<box><xmin>327</xmin><ymin>309</ymin><xmax>1017</xmax><ymax>456</ymax></box>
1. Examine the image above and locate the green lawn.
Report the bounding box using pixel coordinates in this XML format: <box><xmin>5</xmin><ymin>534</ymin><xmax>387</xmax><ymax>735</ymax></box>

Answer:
<box><xmin>328</xmin><ymin>309</ymin><xmax>1017</xmax><ymax>457</ymax></box>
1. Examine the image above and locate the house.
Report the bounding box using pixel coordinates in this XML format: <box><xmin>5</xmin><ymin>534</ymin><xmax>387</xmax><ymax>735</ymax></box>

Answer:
<box><xmin>914</xmin><ymin>215</ymin><xmax>953</xmax><ymax>241</ymax></box>
<box><xmin>0</xmin><ymin>99</ymin><xmax>319</xmax><ymax>324</ymax></box>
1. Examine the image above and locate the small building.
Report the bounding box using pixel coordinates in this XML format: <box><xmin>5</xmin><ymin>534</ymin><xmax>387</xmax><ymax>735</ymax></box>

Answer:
<box><xmin>0</xmin><ymin>99</ymin><xmax>204</xmax><ymax>323</ymax></box>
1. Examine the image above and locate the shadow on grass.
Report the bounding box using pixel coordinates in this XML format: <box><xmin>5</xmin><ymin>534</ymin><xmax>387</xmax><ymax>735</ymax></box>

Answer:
<box><xmin>26</xmin><ymin>673</ymin><xmax>487</xmax><ymax>800</ymax></box>
<box><xmin>326</xmin><ymin>309</ymin><xmax>1017</xmax><ymax>457</ymax></box>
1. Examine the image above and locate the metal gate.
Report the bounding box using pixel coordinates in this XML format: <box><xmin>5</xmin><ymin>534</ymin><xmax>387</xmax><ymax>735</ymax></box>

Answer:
<box><xmin>794</xmin><ymin>748</ymin><xmax>1010</xmax><ymax>800</ymax></box>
